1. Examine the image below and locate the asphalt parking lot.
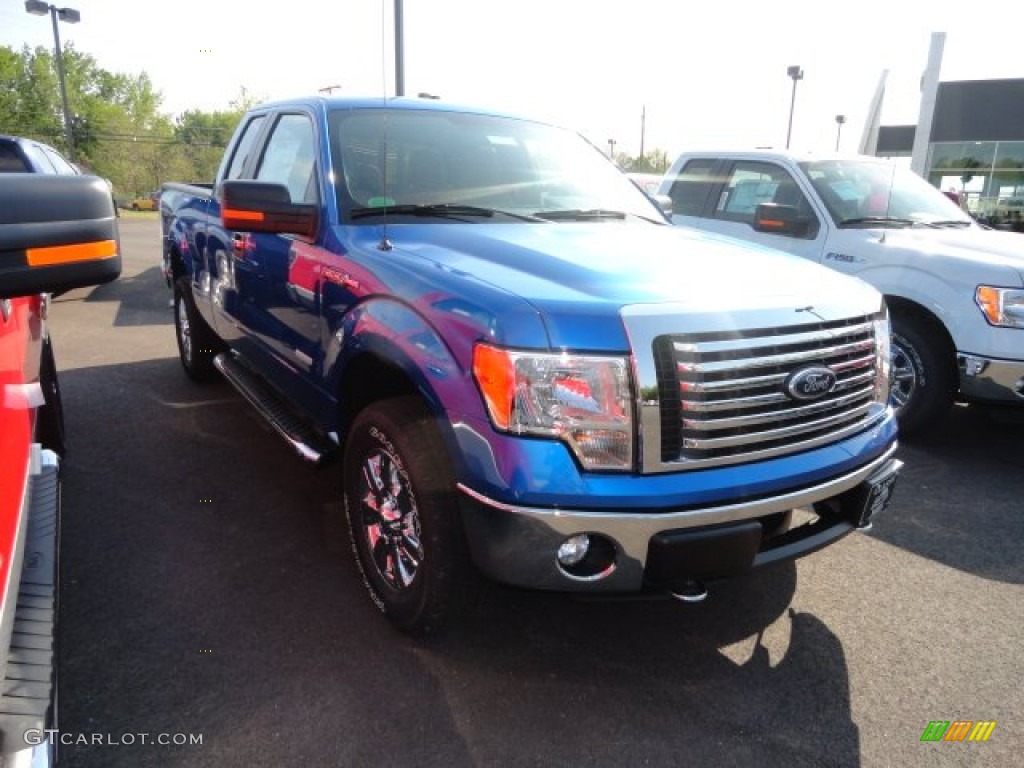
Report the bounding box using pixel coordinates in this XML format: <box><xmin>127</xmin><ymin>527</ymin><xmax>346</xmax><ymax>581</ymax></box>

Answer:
<box><xmin>49</xmin><ymin>218</ymin><xmax>1022</xmax><ymax>767</ymax></box>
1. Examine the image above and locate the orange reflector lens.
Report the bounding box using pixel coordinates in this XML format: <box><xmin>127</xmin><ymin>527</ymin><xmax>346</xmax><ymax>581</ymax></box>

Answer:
<box><xmin>760</xmin><ymin>219</ymin><xmax>784</xmax><ymax>228</ymax></box>
<box><xmin>26</xmin><ymin>239</ymin><xmax>118</xmax><ymax>266</ymax></box>
<box><xmin>472</xmin><ymin>343</ymin><xmax>514</xmax><ymax>430</ymax></box>
<box><xmin>223</xmin><ymin>208</ymin><xmax>265</xmax><ymax>222</ymax></box>
<box><xmin>975</xmin><ymin>286</ymin><xmax>1000</xmax><ymax>324</ymax></box>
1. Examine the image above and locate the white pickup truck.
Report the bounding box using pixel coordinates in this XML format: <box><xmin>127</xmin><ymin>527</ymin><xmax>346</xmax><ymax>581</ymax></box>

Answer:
<box><xmin>658</xmin><ymin>151</ymin><xmax>1024</xmax><ymax>434</ymax></box>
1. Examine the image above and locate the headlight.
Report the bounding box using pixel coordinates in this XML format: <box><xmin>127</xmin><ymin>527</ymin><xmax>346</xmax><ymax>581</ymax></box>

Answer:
<box><xmin>873</xmin><ymin>306</ymin><xmax>892</xmax><ymax>406</ymax></box>
<box><xmin>472</xmin><ymin>343</ymin><xmax>634</xmax><ymax>471</ymax></box>
<box><xmin>976</xmin><ymin>286</ymin><xmax>1024</xmax><ymax>329</ymax></box>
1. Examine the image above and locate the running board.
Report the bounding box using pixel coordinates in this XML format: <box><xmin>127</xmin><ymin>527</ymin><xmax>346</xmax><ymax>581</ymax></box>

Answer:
<box><xmin>213</xmin><ymin>353</ymin><xmax>336</xmax><ymax>466</ymax></box>
<box><xmin>0</xmin><ymin>457</ymin><xmax>59</xmax><ymax>763</ymax></box>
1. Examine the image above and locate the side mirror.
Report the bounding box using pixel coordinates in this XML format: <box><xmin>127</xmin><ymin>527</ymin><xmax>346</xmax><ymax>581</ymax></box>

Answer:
<box><xmin>753</xmin><ymin>202</ymin><xmax>809</xmax><ymax>237</ymax></box>
<box><xmin>0</xmin><ymin>174</ymin><xmax>121</xmax><ymax>299</ymax></box>
<box><xmin>651</xmin><ymin>193</ymin><xmax>673</xmax><ymax>218</ymax></box>
<box><xmin>220</xmin><ymin>180</ymin><xmax>319</xmax><ymax>239</ymax></box>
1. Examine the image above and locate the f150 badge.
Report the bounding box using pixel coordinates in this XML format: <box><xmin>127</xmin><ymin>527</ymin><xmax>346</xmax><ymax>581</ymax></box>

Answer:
<box><xmin>784</xmin><ymin>366</ymin><xmax>837</xmax><ymax>400</ymax></box>
<box><xmin>825</xmin><ymin>252</ymin><xmax>864</xmax><ymax>264</ymax></box>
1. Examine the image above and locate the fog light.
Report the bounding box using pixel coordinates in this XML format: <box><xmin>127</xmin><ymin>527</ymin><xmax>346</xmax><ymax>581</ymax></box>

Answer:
<box><xmin>557</xmin><ymin>534</ymin><xmax>590</xmax><ymax>567</ymax></box>
<box><xmin>555</xmin><ymin>533</ymin><xmax>617</xmax><ymax>581</ymax></box>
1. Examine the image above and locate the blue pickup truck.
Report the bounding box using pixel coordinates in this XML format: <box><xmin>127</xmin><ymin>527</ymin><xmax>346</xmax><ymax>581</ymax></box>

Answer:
<box><xmin>160</xmin><ymin>96</ymin><xmax>901</xmax><ymax>634</ymax></box>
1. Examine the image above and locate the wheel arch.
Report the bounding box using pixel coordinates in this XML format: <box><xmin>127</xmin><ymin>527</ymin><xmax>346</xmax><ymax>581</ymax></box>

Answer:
<box><xmin>884</xmin><ymin>294</ymin><xmax>958</xmax><ymax>378</ymax></box>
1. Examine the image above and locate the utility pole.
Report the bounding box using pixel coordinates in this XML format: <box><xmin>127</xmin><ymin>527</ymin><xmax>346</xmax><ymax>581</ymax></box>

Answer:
<box><xmin>639</xmin><ymin>105</ymin><xmax>646</xmax><ymax>166</ymax></box>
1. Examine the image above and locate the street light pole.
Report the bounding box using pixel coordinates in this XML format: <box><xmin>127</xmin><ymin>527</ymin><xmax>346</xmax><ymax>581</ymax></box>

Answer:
<box><xmin>834</xmin><ymin>114</ymin><xmax>846</xmax><ymax>152</ymax></box>
<box><xmin>785</xmin><ymin>65</ymin><xmax>803</xmax><ymax>150</ymax></box>
<box><xmin>639</xmin><ymin>105</ymin><xmax>646</xmax><ymax>166</ymax></box>
<box><xmin>607</xmin><ymin>138</ymin><xmax>617</xmax><ymax>162</ymax></box>
<box><xmin>394</xmin><ymin>0</ymin><xmax>405</xmax><ymax>96</ymax></box>
<box><xmin>25</xmin><ymin>1</ymin><xmax>80</xmax><ymax>161</ymax></box>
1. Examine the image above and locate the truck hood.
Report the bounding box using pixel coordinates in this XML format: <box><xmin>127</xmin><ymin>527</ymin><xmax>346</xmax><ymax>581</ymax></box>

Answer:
<box><xmin>383</xmin><ymin>222</ymin><xmax>881</xmax><ymax>349</ymax></box>
<box><xmin>878</xmin><ymin>227</ymin><xmax>1024</xmax><ymax>284</ymax></box>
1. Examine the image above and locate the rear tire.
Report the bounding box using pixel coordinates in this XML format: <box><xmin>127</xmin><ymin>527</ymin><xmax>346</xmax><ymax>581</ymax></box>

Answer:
<box><xmin>342</xmin><ymin>396</ymin><xmax>475</xmax><ymax>635</ymax></box>
<box><xmin>173</xmin><ymin>277</ymin><xmax>221</xmax><ymax>382</ymax></box>
<box><xmin>889</xmin><ymin>315</ymin><xmax>955</xmax><ymax>435</ymax></box>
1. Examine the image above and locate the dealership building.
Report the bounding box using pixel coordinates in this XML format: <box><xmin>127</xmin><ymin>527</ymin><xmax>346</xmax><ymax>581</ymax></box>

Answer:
<box><xmin>864</xmin><ymin>34</ymin><xmax>1024</xmax><ymax>227</ymax></box>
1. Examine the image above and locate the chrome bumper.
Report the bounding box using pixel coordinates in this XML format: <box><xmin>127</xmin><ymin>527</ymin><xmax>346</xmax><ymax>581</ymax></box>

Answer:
<box><xmin>958</xmin><ymin>352</ymin><xmax>1024</xmax><ymax>403</ymax></box>
<box><xmin>457</xmin><ymin>444</ymin><xmax>900</xmax><ymax>592</ymax></box>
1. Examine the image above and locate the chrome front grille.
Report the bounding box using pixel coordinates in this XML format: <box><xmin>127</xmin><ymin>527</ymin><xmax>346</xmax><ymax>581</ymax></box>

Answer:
<box><xmin>653</xmin><ymin>315</ymin><xmax>885</xmax><ymax>468</ymax></box>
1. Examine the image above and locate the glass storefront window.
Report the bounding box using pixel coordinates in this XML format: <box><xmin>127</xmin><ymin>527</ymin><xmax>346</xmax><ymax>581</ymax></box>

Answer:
<box><xmin>994</xmin><ymin>142</ymin><xmax>1024</xmax><ymax>169</ymax></box>
<box><xmin>928</xmin><ymin>141</ymin><xmax>997</xmax><ymax>172</ymax></box>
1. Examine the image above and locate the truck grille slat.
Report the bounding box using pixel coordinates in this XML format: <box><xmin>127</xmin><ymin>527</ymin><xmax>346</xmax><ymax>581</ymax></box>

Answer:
<box><xmin>683</xmin><ymin>386</ymin><xmax>875</xmax><ymax>430</ymax></box>
<box><xmin>672</xmin><ymin>320</ymin><xmax>875</xmax><ymax>355</ymax></box>
<box><xmin>677</xmin><ymin>338</ymin><xmax>876</xmax><ymax>375</ymax></box>
<box><xmin>684</xmin><ymin>401</ymin><xmax>874</xmax><ymax>447</ymax></box>
<box><xmin>653</xmin><ymin>314</ymin><xmax>886</xmax><ymax>467</ymax></box>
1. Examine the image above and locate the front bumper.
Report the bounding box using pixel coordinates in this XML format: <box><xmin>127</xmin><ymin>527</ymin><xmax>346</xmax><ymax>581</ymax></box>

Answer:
<box><xmin>958</xmin><ymin>352</ymin><xmax>1024</xmax><ymax>403</ymax></box>
<box><xmin>458</xmin><ymin>445</ymin><xmax>901</xmax><ymax>593</ymax></box>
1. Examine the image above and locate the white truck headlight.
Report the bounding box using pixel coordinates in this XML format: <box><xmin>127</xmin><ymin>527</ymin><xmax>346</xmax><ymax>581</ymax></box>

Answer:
<box><xmin>473</xmin><ymin>343</ymin><xmax>634</xmax><ymax>471</ymax></box>
<box><xmin>976</xmin><ymin>286</ymin><xmax>1024</xmax><ymax>329</ymax></box>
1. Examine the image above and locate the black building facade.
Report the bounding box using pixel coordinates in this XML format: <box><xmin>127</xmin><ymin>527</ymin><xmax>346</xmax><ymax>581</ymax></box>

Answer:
<box><xmin>876</xmin><ymin>78</ymin><xmax>1024</xmax><ymax>227</ymax></box>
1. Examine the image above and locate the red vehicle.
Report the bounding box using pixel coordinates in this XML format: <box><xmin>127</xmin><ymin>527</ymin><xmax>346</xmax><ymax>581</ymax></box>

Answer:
<box><xmin>0</xmin><ymin>174</ymin><xmax>120</xmax><ymax>765</ymax></box>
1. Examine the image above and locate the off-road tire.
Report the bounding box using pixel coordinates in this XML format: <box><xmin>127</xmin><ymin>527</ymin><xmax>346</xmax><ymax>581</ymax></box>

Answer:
<box><xmin>36</xmin><ymin>337</ymin><xmax>66</xmax><ymax>456</ymax></box>
<box><xmin>342</xmin><ymin>396</ymin><xmax>475</xmax><ymax>636</ymax></box>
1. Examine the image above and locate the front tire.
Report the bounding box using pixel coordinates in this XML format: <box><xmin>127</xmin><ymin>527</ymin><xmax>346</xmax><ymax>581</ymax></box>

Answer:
<box><xmin>173</xmin><ymin>277</ymin><xmax>221</xmax><ymax>382</ymax></box>
<box><xmin>36</xmin><ymin>338</ymin><xmax>66</xmax><ymax>456</ymax></box>
<box><xmin>342</xmin><ymin>396</ymin><xmax>474</xmax><ymax>635</ymax></box>
<box><xmin>889</xmin><ymin>315</ymin><xmax>955</xmax><ymax>435</ymax></box>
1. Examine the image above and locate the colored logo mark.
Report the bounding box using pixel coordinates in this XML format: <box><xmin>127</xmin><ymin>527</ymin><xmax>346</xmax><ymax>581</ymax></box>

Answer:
<box><xmin>920</xmin><ymin>720</ymin><xmax>996</xmax><ymax>742</ymax></box>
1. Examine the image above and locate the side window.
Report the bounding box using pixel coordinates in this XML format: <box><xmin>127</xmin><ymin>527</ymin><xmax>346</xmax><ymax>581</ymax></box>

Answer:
<box><xmin>256</xmin><ymin>113</ymin><xmax>318</xmax><ymax>204</ymax></box>
<box><xmin>667</xmin><ymin>158</ymin><xmax>717</xmax><ymax>216</ymax></box>
<box><xmin>0</xmin><ymin>143</ymin><xmax>29</xmax><ymax>172</ymax></box>
<box><xmin>714</xmin><ymin>161</ymin><xmax>818</xmax><ymax>237</ymax></box>
<box><xmin>22</xmin><ymin>143</ymin><xmax>58</xmax><ymax>174</ymax></box>
<box><xmin>225</xmin><ymin>115</ymin><xmax>266</xmax><ymax>181</ymax></box>
<box><xmin>42</xmin><ymin>146</ymin><xmax>77</xmax><ymax>174</ymax></box>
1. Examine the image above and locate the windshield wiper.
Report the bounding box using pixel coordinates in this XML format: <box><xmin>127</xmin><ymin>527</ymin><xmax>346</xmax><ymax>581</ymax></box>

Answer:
<box><xmin>928</xmin><ymin>220</ymin><xmax>972</xmax><ymax>228</ymax></box>
<box><xmin>838</xmin><ymin>216</ymin><xmax>930</xmax><ymax>229</ymax></box>
<box><xmin>350</xmin><ymin>203</ymin><xmax>545</xmax><ymax>222</ymax></box>
<box><xmin>533</xmin><ymin>208</ymin><xmax>628</xmax><ymax>222</ymax></box>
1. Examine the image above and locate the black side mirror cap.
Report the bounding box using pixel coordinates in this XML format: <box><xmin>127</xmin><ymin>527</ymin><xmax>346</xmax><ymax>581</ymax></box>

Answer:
<box><xmin>753</xmin><ymin>202</ymin><xmax>809</xmax><ymax>237</ymax></box>
<box><xmin>0</xmin><ymin>174</ymin><xmax>121</xmax><ymax>299</ymax></box>
<box><xmin>220</xmin><ymin>180</ymin><xmax>319</xmax><ymax>239</ymax></box>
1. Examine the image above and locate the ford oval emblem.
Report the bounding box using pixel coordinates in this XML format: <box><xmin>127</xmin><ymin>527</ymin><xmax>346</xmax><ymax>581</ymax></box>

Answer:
<box><xmin>784</xmin><ymin>366</ymin><xmax>837</xmax><ymax>401</ymax></box>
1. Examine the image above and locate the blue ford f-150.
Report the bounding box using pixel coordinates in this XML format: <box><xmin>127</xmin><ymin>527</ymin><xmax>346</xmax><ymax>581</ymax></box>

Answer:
<box><xmin>160</xmin><ymin>96</ymin><xmax>901</xmax><ymax>634</ymax></box>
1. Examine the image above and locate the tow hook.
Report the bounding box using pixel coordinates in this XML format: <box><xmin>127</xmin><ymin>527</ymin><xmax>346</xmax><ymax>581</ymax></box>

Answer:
<box><xmin>670</xmin><ymin>581</ymin><xmax>708</xmax><ymax>603</ymax></box>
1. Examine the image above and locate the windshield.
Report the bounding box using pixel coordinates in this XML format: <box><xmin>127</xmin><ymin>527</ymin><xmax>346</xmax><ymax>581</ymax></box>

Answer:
<box><xmin>800</xmin><ymin>159</ymin><xmax>974</xmax><ymax>228</ymax></box>
<box><xmin>328</xmin><ymin>108</ymin><xmax>665</xmax><ymax>224</ymax></box>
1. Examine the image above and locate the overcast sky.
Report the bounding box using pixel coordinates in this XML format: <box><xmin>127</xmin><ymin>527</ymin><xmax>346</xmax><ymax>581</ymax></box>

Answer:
<box><xmin>2</xmin><ymin>0</ymin><xmax>1022</xmax><ymax>159</ymax></box>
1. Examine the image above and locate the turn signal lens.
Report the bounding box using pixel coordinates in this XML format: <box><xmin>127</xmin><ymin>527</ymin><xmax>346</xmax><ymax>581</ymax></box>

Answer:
<box><xmin>976</xmin><ymin>286</ymin><xmax>1024</xmax><ymax>329</ymax></box>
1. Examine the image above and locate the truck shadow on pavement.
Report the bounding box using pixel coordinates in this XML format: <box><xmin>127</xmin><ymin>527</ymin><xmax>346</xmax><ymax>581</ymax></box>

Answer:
<box><xmin>66</xmin><ymin>265</ymin><xmax>170</xmax><ymax>327</ymax></box>
<box><xmin>874</xmin><ymin>403</ymin><xmax>1023</xmax><ymax>584</ymax></box>
<box><xmin>418</xmin><ymin>570</ymin><xmax>860</xmax><ymax>767</ymax></box>
<box><xmin>55</xmin><ymin>357</ymin><xmax>859</xmax><ymax>768</ymax></box>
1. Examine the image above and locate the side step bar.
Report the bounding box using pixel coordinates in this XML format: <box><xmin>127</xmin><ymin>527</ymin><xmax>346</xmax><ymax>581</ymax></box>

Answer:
<box><xmin>213</xmin><ymin>353</ymin><xmax>336</xmax><ymax>466</ymax></box>
<box><xmin>0</xmin><ymin>452</ymin><xmax>59</xmax><ymax>767</ymax></box>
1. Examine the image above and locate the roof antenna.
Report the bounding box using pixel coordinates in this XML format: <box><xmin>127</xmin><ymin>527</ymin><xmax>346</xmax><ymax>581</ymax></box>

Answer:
<box><xmin>377</xmin><ymin>2</ymin><xmax>394</xmax><ymax>252</ymax></box>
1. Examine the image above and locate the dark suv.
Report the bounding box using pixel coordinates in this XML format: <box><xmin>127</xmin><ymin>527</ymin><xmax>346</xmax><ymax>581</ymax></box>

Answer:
<box><xmin>0</xmin><ymin>135</ymin><xmax>80</xmax><ymax>175</ymax></box>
